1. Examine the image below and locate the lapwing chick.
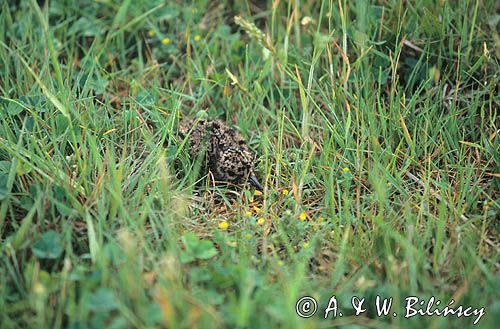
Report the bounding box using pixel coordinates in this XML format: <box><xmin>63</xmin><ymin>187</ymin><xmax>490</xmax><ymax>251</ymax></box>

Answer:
<box><xmin>179</xmin><ymin>119</ymin><xmax>263</xmax><ymax>190</ymax></box>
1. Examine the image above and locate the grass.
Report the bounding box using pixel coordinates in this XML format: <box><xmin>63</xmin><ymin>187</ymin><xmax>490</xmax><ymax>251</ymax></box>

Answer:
<box><xmin>0</xmin><ymin>0</ymin><xmax>498</xmax><ymax>328</ymax></box>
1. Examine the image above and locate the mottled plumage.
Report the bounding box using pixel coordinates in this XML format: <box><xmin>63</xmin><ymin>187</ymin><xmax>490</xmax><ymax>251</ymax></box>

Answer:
<box><xmin>179</xmin><ymin>119</ymin><xmax>262</xmax><ymax>190</ymax></box>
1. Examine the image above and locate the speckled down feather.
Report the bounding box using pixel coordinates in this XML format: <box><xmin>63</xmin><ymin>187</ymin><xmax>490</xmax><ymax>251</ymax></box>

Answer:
<box><xmin>178</xmin><ymin>119</ymin><xmax>262</xmax><ymax>190</ymax></box>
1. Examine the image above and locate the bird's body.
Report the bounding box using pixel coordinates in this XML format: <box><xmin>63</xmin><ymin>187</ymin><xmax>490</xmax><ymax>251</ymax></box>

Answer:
<box><xmin>179</xmin><ymin>119</ymin><xmax>262</xmax><ymax>190</ymax></box>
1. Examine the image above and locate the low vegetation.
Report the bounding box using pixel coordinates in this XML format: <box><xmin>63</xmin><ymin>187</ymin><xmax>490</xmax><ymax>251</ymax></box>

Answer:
<box><xmin>0</xmin><ymin>0</ymin><xmax>498</xmax><ymax>328</ymax></box>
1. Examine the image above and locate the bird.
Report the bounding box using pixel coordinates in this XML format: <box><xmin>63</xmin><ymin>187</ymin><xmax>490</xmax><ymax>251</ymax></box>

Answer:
<box><xmin>178</xmin><ymin>118</ymin><xmax>263</xmax><ymax>190</ymax></box>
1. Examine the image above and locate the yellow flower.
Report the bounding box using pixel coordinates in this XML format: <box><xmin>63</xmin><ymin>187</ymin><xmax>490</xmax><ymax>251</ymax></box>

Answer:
<box><xmin>342</xmin><ymin>167</ymin><xmax>350</xmax><ymax>173</ymax></box>
<box><xmin>303</xmin><ymin>242</ymin><xmax>309</xmax><ymax>249</ymax></box>
<box><xmin>244</xmin><ymin>233</ymin><xmax>252</xmax><ymax>239</ymax></box>
<box><xmin>147</xmin><ymin>30</ymin><xmax>155</xmax><ymax>37</ymax></box>
<box><xmin>282</xmin><ymin>189</ymin><xmax>289</xmax><ymax>196</ymax></box>
<box><xmin>301</xmin><ymin>16</ymin><xmax>313</xmax><ymax>26</ymax></box>
<box><xmin>257</xmin><ymin>217</ymin><xmax>265</xmax><ymax>225</ymax></box>
<box><xmin>254</xmin><ymin>190</ymin><xmax>263</xmax><ymax>196</ymax></box>
<box><xmin>33</xmin><ymin>282</ymin><xmax>45</xmax><ymax>295</ymax></box>
<box><xmin>253</xmin><ymin>206</ymin><xmax>263</xmax><ymax>213</ymax></box>
<box><xmin>194</xmin><ymin>34</ymin><xmax>201</xmax><ymax>42</ymax></box>
<box><xmin>277</xmin><ymin>260</ymin><xmax>283</xmax><ymax>267</ymax></box>
<box><xmin>161</xmin><ymin>37</ymin><xmax>171</xmax><ymax>45</ymax></box>
<box><xmin>299</xmin><ymin>212</ymin><xmax>307</xmax><ymax>221</ymax></box>
<box><xmin>244</xmin><ymin>211</ymin><xmax>252</xmax><ymax>217</ymax></box>
<box><xmin>218</xmin><ymin>221</ymin><xmax>229</xmax><ymax>230</ymax></box>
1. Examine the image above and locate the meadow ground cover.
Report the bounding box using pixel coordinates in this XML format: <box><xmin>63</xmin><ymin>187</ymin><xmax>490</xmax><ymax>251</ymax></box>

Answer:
<box><xmin>0</xmin><ymin>0</ymin><xmax>498</xmax><ymax>328</ymax></box>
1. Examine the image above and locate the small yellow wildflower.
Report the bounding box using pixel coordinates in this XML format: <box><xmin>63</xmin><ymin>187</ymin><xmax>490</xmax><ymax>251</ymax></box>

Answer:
<box><xmin>282</xmin><ymin>189</ymin><xmax>289</xmax><ymax>196</ymax></box>
<box><xmin>301</xmin><ymin>16</ymin><xmax>312</xmax><ymax>26</ymax></box>
<box><xmin>161</xmin><ymin>37</ymin><xmax>171</xmax><ymax>45</ymax></box>
<box><xmin>33</xmin><ymin>282</ymin><xmax>45</xmax><ymax>295</ymax></box>
<box><xmin>277</xmin><ymin>260</ymin><xmax>284</xmax><ymax>267</ymax></box>
<box><xmin>193</xmin><ymin>34</ymin><xmax>201</xmax><ymax>42</ymax></box>
<box><xmin>342</xmin><ymin>167</ymin><xmax>350</xmax><ymax>173</ymax></box>
<box><xmin>299</xmin><ymin>212</ymin><xmax>307</xmax><ymax>221</ymax></box>
<box><xmin>303</xmin><ymin>242</ymin><xmax>309</xmax><ymax>249</ymax></box>
<box><xmin>254</xmin><ymin>190</ymin><xmax>263</xmax><ymax>196</ymax></box>
<box><xmin>218</xmin><ymin>221</ymin><xmax>229</xmax><ymax>230</ymax></box>
<box><xmin>257</xmin><ymin>217</ymin><xmax>265</xmax><ymax>225</ymax></box>
<box><xmin>244</xmin><ymin>211</ymin><xmax>252</xmax><ymax>217</ymax></box>
<box><xmin>253</xmin><ymin>206</ymin><xmax>263</xmax><ymax>213</ymax></box>
<box><xmin>147</xmin><ymin>30</ymin><xmax>156</xmax><ymax>37</ymax></box>
<box><xmin>244</xmin><ymin>233</ymin><xmax>252</xmax><ymax>239</ymax></box>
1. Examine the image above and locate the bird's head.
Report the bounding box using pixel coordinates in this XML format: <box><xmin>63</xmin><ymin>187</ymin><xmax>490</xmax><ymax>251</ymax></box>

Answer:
<box><xmin>215</xmin><ymin>147</ymin><xmax>263</xmax><ymax>190</ymax></box>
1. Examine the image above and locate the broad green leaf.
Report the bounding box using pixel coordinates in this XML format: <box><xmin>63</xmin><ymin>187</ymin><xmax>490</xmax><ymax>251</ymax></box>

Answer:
<box><xmin>32</xmin><ymin>230</ymin><xmax>63</xmax><ymax>259</ymax></box>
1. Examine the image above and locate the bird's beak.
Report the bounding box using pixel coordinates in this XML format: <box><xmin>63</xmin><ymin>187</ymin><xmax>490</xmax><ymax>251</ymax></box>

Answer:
<box><xmin>248</xmin><ymin>175</ymin><xmax>263</xmax><ymax>191</ymax></box>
